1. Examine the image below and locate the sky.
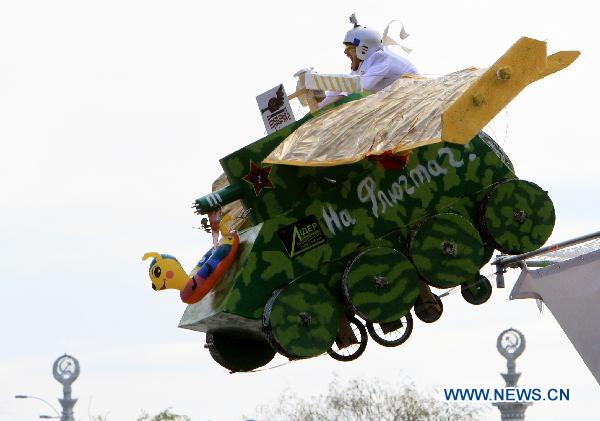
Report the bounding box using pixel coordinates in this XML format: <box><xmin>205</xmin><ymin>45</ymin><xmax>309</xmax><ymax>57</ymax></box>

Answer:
<box><xmin>1</xmin><ymin>1</ymin><xmax>599</xmax><ymax>420</ymax></box>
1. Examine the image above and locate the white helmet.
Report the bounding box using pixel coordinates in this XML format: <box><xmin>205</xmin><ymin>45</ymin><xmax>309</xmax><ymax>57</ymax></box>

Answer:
<box><xmin>343</xmin><ymin>14</ymin><xmax>382</xmax><ymax>60</ymax></box>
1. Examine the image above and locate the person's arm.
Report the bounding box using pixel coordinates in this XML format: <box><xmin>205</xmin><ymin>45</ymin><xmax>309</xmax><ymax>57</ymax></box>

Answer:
<box><xmin>318</xmin><ymin>91</ymin><xmax>346</xmax><ymax>108</ymax></box>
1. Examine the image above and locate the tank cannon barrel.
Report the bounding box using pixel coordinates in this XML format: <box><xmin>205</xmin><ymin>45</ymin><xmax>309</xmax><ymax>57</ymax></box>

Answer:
<box><xmin>194</xmin><ymin>183</ymin><xmax>245</xmax><ymax>214</ymax></box>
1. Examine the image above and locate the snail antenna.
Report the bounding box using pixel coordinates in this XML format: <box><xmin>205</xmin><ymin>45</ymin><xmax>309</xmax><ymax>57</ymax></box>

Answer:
<box><xmin>142</xmin><ymin>252</ymin><xmax>162</xmax><ymax>262</ymax></box>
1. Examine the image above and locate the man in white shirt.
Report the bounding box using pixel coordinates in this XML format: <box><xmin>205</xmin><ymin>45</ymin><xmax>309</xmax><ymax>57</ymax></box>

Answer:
<box><xmin>319</xmin><ymin>17</ymin><xmax>418</xmax><ymax>107</ymax></box>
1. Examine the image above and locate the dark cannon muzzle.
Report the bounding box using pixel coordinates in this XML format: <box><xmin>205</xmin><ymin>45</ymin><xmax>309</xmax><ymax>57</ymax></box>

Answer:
<box><xmin>194</xmin><ymin>183</ymin><xmax>245</xmax><ymax>215</ymax></box>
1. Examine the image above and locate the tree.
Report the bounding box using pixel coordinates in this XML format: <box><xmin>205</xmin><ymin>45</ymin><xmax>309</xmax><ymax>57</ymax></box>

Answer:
<box><xmin>253</xmin><ymin>377</ymin><xmax>484</xmax><ymax>421</ymax></box>
<box><xmin>135</xmin><ymin>408</ymin><xmax>191</xmax><ymax>421</ymax></box>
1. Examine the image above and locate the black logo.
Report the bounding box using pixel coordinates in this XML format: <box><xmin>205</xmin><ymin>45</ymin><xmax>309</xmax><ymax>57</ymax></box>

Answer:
<box><xmin>277</xmin><ymin>215</ymin><xmax>327</xmax><ymax>258</ymax></box>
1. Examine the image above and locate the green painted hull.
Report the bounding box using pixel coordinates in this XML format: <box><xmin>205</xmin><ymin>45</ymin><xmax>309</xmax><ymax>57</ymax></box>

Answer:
<box><xmin>181</xmin><ymin>98</ymin><xmax>554</xmax><ymax>364</ymax></box>
<box><xmin>214</xmin><ymin>133</ymin><xmax>516</xmax><ymax>321</ymax></box>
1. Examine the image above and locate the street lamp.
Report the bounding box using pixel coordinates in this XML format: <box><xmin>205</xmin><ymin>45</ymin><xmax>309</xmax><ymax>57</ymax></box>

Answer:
<box><xmin>52</xmin><ymin>354</ymin><xmax>80</xmax><ymax>421</ymax></box>
<box><xmin>14</xmin><ymin>395</ymin><xmax>61</xmax><ymax>416</ymax></box>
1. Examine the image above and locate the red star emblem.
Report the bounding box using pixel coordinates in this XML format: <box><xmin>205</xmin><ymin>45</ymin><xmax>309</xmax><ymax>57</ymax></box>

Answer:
<box><xmin>242</xmin><ymin>161</ymin><xmax>274</xmax><ymax>196</ymax></box>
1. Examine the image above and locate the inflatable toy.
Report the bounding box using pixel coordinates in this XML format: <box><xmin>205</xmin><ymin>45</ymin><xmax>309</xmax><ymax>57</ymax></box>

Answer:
<box><xmin>142</xmin><ymin>233</ymin><xmax>239</xmax><ymax>304</ymax></box>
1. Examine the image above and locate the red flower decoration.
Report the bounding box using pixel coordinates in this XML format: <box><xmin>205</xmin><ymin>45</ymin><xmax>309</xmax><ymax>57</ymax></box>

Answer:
<box><xmin>243</xmin><ymin>161</ymin><xmax>274</xmax><ymax>196</ymax></box>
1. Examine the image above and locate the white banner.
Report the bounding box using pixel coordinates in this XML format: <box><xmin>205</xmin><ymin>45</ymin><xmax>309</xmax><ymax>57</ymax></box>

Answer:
<box><xmin>304</xmin><ymin>72</ymin><xmax>362</xmax><ymax>94</ymax></box>
<box><xmin>511</xmin><ymin>249</ymin><xmax>600</xmax><ymax>385</ymax></box>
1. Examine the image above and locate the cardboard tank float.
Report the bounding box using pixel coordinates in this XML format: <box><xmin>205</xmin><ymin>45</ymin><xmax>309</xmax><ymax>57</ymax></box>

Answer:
<box><xmin>143</xmin><ymin>36</ymin><xmax>579</xmax><ymax>372</ymax></box>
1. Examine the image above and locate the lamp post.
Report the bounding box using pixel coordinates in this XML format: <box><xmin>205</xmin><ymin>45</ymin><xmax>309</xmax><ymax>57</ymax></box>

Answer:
<box><xmin>52</xmin><ymin>354</ymin><xmax>80</xmax><ymax>421</ymax></box>
<box><xmin>15</xmin><ymin>354</ymin><xmax>80</xmax><ymax>421</ymax></box>
<box><xmin>14</xmin><ymin>395</ymin><xmax>61</xmax><ymax>417</ymax></box>
<box><xmin>492</xmin><ymin>328</ymin><xmax>532</xmax><ymax>421</ymax></box>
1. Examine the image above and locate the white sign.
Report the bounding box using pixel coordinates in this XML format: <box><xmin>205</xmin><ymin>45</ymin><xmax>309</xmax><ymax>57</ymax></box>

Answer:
<box><xmin>256</xmin><ymin>84</ymin><xmax>295</xmax><ymax>134</ymax></box>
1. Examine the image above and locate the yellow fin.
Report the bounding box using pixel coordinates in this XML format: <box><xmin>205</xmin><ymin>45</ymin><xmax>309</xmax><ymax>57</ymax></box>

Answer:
<box><xmin>535</xmin><ymin>50</ymin><xmax>580</xmax><ymax>81</ymax></box>
<box><xmin>442</xmin><ymin>37</ymin><xmax>547</xmax><ymax>144</ymax></box>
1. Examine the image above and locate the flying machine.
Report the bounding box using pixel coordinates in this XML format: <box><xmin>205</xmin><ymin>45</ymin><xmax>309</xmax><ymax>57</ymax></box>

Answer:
<box><xmin>143</xmin><ymin>36</ymin><xmax>578</xmax><ymax>372</ymax></box>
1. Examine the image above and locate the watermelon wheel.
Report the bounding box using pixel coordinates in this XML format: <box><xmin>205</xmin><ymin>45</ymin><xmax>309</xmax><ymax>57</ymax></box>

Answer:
<box><xmin>409</xmin><ymin>213</ymin><xmax>484</xmax><ymax>289</ymax></box>
<box><xmin>327</xmin><ymin>316</ymin><xmax>368</xmax><ymax>362</ymax></box>
<box><xmin>479</xmin><ymin>179</ymin><xmax>555</xmax><ymax>254</ymax></box>
<box><xmin>342</xmin><ymin>247</ymin><xmax>420</xmax><ymax>323</ymax></box>
<box><xmin>205</xmin><ymin>330</ymin><xmax>276</xmax><ymax>372</ymax></box>
<box><xmin>262</xmin><ymin>282</ymin><xmax>339</xmax><ymax>359</ymax></box>
<box><xmin>461</xmin><ymin>275</ymin><xmax>493</xmax><ymax>305</ymax></box>
<box><xmin>365</xmin><ymin>312</ymin><xmax>413</xmax><ymax>347</ymax></box>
